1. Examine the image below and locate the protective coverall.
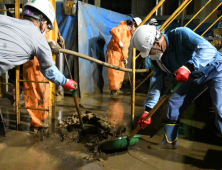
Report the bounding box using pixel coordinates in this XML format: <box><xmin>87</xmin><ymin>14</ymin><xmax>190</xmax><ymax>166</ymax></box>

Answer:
<box><xmin>106</xmin><ymin>21</ymin><xmax>131</xmax><ymax>91</ymax></box>
<box><xmin>23</xmin><ymin>23</ymin><xmax>59</xmax><ymax>128</ymax></box>
<box><xmin>23</xmin><ymin>57</ymin><xmax>49</xmax><ymax>127</ymax></box>
<box><xmin>145</xmin><ymin>27</ymin><xmax>222</xmax><ymax>134</ymax></box>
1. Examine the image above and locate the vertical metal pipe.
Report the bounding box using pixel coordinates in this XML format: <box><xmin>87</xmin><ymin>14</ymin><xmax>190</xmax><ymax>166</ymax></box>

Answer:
<box><xmin>184</xmin><ymin>0</ymin><xmax>211</xmax><ymax>27</ymax></box>
<box><xmin>49</xmin><ymin>0</ymin><xmax>56</xmax><ymax>133</ymax></box>
<box><xmin>94</xmin><ymin>0</ymin><xmax>101</xmax><ymax>7</ymax></box>
<box><xmin>156</xmin><ymin>0</ymin><xmax>164</xmax><ymax>16</ymax></box>
<box><xmin>193</xmin><ymin>2</ymin><xmax>222</xmax><ymax>32</ymax></box>
<box><xmin>15</xmin><ymin>0</ymin><xmax>20</xmax><ymax>130</ymax></box>
<box><xmin>131</xmin><ymin>47</ymin><xmax>136</xmax><ymax>125</ymax></box>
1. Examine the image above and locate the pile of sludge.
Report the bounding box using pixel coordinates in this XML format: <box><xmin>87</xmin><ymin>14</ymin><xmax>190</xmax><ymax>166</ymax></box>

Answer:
<box><xmin>56</xmin><ymin>110</ymin><xmax>126</xmax><ymax>152</ymax></box>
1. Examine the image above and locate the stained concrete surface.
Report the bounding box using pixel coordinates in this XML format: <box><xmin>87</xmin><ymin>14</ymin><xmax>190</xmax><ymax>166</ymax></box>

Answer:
<box><xmin>0</xmin><ymin>90</ymin><xmax>222</xmax><ymax>170</ymax></box>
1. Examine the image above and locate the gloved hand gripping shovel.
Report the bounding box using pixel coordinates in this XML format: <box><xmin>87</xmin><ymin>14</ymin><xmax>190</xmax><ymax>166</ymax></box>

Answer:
<box><xmin>99</xmin><ymin>80</ymin><xmax>181</xmax><ymax>151</ymax></box>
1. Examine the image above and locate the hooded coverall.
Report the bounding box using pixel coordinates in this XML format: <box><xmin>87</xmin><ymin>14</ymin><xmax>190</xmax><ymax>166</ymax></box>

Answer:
<box><xmin>23</xmin><ymin>23</ymin><xmax>59</xmax><ymax>128</ymax></box>
<box><xmin>106</xmin><ymin>21</ymin><xmax>131</xmax><ymax>91</ymax></box>
<box><xmin>145</xmin><ymin>27</ymin><xmax>222</xmax><ymax>133</ymax></box>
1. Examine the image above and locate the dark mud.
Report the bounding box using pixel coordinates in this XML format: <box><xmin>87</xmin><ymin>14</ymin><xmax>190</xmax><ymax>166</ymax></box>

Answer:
<box><xmin>56</xmin><ymin>110</ymin><xmax>127</xmax><ymax>153</ymax></box>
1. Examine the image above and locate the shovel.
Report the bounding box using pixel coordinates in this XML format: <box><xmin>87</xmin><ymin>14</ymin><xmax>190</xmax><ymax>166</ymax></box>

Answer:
<box><xmin>99</xmin><ymin>80</ymin><xmax>181</xmax><ymax>151</ymax></box>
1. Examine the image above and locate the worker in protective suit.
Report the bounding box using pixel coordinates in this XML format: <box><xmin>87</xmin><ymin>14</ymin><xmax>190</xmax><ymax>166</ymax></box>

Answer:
<box><xmin>22</xmin><ymin>0</ymin><xmax>65</xmax><ymax>128</ymax></box>
<box><xmin>106</xmin><ymin>17</ymin><xmax>142</xmax><ymax>95</ymax></box>
<box><xmin>132</xmin><ymin>24</ymin><xmax>222</xmax><ymax>149</ymax></box>
<box><xmin>0</xmin><ymin>0</ymin><xmax>77</xmax><ymax>126</ymax></box>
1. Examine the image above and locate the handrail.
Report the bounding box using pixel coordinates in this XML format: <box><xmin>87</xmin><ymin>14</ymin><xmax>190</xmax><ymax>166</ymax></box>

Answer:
<box><xmin>159</xmin><ymin>0</ymin><xmax>190</xmax><ymax>31</ymax></box>
<box><xmin>161</xmin><ymin>0</ymin><xmax>193</xmax><ymax>32</ymax></box>
<box><xmin>201</xmin><ymin>15</ymin><xmax>222</xmax><ymax>37</ymax></box>
<box><xmin>0</xmin><ymin>9</ymin><xmax>14</xmax><ymax>12</ymax></box>
<box><xmin>184</xmin><ymin>0</ymin><xmax>211</xmax><ymax>27</ymax></box>
<box><xmin>138</xmin><ymin>0</ymin><xmax>165</xmax><ymax>27</ymax></box>
<box><xmin>20</xmin><ymin>107</ymin><xmax>49</xmax><ymax>111</ymax></box>
<box><xmin>135</xmin><ymin>70</ymin><xmax>153</xmax><ymax>90</ymax></box>
<box><xmin>18</xmin><ymin>80</ymin><xmax>49</xmax><ymax>83</ymax></box>
<box><xmin>193</xmin><ymin>2</ymin><xmax>222</xmax><ymax>32</ymax></box>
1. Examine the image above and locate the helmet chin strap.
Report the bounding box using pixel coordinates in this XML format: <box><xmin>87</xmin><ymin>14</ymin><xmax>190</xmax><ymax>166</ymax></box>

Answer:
<box><xmin>40</xmin><ymin>20</ymin><xmax>47</xmax><ymax>34</ymax></box>
<box><xmin>151</xmin><ymin>45</ymin><xmax>163</xmax><ymax>53</ymax></box>
<box><xmin>39</xmin><ymin>15</ymin><xmax>47</xmax><ymax>34</ymax></box>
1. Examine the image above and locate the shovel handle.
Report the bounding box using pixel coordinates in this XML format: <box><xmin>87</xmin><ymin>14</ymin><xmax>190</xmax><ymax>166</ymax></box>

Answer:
<box><xmin>128</xmin><ymin>95</ymin><xmax>168</xmax><ymax>139</ymax></box>
<box><xmin>71</xmin><ymin>88</ymin><xmax>84</xmax><ymax>127</ymax></box>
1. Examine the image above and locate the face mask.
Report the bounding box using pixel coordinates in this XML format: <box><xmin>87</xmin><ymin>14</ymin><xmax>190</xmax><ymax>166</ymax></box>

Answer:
<box><xmin>149</xmin><ymin>53</ymin><xmax>163</xmax><ymax>60</ymax></box>
<box><xmin>149</xmin><ymin>44</ymin><xmax>163</xmax><ymax>60</ymax></box>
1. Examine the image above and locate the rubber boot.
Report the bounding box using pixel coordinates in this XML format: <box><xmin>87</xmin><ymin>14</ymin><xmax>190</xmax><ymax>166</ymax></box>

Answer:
<box><xmin>148</xmin><ymin>123</ymin><xmax>180</xmax><ymax>150</ymax></box>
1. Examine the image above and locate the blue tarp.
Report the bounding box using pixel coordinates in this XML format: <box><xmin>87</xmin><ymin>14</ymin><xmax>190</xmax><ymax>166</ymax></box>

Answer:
<box><xmin>78</xmin><ymin>2</ymin><xmax>132</xmax><ymax>94</ymax></box>
<box><xmin>56</xmin><ymin>2</ymin><xmax>77</xmax><ymax>78</ymax></box>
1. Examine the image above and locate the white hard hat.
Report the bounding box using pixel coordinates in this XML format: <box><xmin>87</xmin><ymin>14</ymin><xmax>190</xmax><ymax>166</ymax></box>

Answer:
<box><xmin>132</xmin><ymin>25</ymin><xmax>157</xmax><ymax>58</ymax></box>
<box><xmin>24</xmin><ymin>0</ymin><xmax>55</xmax><ymax>30</ymax></box>
<box><xmin>133</xmin><ymin>17</ymin><xmax>142</xmax><ymax>27</ymax></box>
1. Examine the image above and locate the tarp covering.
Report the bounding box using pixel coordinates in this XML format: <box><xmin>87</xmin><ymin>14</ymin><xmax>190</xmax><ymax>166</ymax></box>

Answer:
<box><xmin>78</xmin><ymin>2</ymin><xmax>132</xmax><ymax>94</ymax></box>
<box><xmin>56</xmin><ymin>2</ymin><xmax>77</xmax><ymax>78</ymax></box>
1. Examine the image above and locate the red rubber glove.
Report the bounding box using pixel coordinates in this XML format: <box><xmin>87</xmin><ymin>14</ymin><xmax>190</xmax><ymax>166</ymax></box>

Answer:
<box><xmin>62</xmin><ymin>79</ymin><xmax>78</xmax><ymax>90</ymax></box>
<box><xmin>138</xmin><ymin>111</ymin><xmax>151</xmax><ymax>129</ymax></box>
<box><xmin>174</xmin><ymin>66</ymin><xmax>191</xmax><ymax>82</ymax></box>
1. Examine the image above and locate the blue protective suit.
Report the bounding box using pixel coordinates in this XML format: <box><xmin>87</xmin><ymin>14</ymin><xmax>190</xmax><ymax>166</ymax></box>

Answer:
<box><xmin>145</xmin><ymin>27</ymin><xmax>222</xmax><ymax>133</ymax></box>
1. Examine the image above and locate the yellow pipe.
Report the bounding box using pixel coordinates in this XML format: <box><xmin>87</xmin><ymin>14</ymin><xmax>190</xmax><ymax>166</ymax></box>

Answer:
<box><xmin>201</xmin><ymin>15</ymin><xmax>222</xmax><ymax>37</ymax></box>
<box><xmin>0</xmin><ymin>83</ymin><xmax>13</xmax><ymax>85</ymax></box>
<box><xmin>49</xmin><ymin>0</ymin><xmax>56</xmax><ymax>133</ymax></box>
<box><xmin>184</xmin><ymin>0</ymin><xmax>211</xmax><ymax>27</ymax></box>
<box><xmin>20</xmin><ymin>107</ymin><xmax>49</xmax><ymax>111</ymax></box>
<box><xmin>15</xmin><ymin>0</ymin><xmax>20</xmax><ymax>130</ymax></box>
<box><xmin>135</xmin><ymin>53</ymin><xmax>141</xmax><ymax>60</ymax></box>
<box><xmin>131</xmin><ymin>47</ymin><xmax>136</xmax><ymax>124</ymax></box>
<box><xmin>18</xmin><ymin>80</ymin><xmax>49</xmax><ymax>83</ymax></box>
<box><xmin>138</xmin><ymin>0</ymin><xmax>165</xmax><ymax>27</ymax></box>
<box><xmin>0</xmin><ymin>9</ymin><xmax>14</xmax><ymax>12</ymax></box>
<box><xmin>160</xmin><ymin>0</ymin><xmax>190</xmax><ymax>31</ymax></box>
<box><xmin>162</xmin><ymin>0</ymin><xmax>193</xmax><ymax>32</ymax></box>
<box><xmin>135</xmin><ymin>71</ymin><xmax>153</xmax><ymax>91</ymax></box>
<box><xmin>193</xmin><ymin>2</ymin><xmax>222</xmax><ymax>32</ymax></box>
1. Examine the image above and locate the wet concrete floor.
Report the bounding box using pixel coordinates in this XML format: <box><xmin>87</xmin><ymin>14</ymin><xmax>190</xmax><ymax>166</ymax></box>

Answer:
<box><xmin>0</xmin><ymin>91</ymin><xmax>222</xmax><ymax>170</ymax></box>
